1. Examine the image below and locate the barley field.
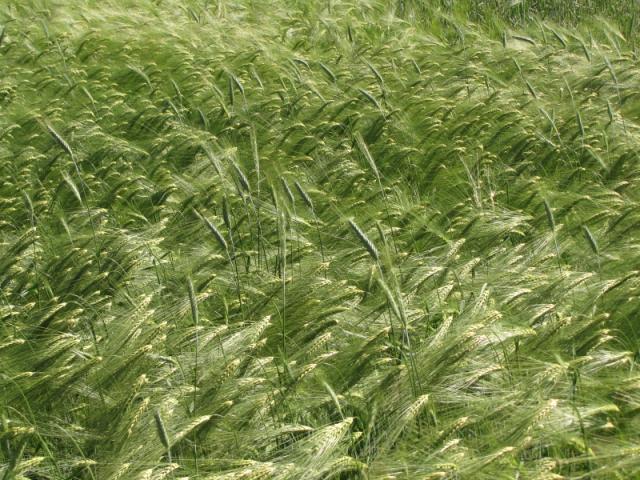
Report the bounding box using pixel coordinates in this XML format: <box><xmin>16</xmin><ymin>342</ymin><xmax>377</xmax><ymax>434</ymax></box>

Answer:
<box><xmin>2</xmin><ymin>1</ymin><xmax>640</xmax><ymax>479</ymax></box>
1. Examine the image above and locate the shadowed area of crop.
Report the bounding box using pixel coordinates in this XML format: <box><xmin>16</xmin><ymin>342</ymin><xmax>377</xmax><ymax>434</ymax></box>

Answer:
<box><xmin>1</xmin><ymin>1</ymin><xmax>640</xmax><ymax>479</ymax></box>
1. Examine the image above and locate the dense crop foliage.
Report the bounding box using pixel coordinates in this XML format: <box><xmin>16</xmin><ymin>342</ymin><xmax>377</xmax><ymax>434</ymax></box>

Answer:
<box><xmin>2</xmin><ymin>1</ymin><xmax>640</xmax><ymax>479</ymax></box>
<box><xmin>448</xmin><ymin>0</ymin><xmax>639</xmax><ymax>44</ymax></box>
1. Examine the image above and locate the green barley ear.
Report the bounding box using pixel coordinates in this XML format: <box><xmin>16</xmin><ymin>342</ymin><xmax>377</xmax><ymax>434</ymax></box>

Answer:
<box><xmin>281</xmin><ymin>177</ymin><xmax>295</xmax><ymax>204</ymax></box>
<box><xmin>583</xmin><ymin>226</ymin><xmax>599</xmax><ymax>255</ymax></box>
<box><xmin>576</xmin><ymin>110</ymin><xmax>585</xmax><ymax>139</ymax></box>
<box><xmin>607</xmin><ymin>101</ymin><xmax>614</xmax><ymax>124</ymax></box>
<box><xmin>294</xmin><ymin>180</ymin><xmax>314</xmax><ymax>210</ymax></box>
<box><xmin>222</xmin><ymin>195</ymin><xmax>232</xmax><ymax>230</ymax></box>
<box><xmin>46</xmin><ymin>123</ymin><xmax>74</xmax><ymax>158</ymax></box>
<box><xmin>544</xmin><ymin>197</ymin><xmax>563</xmax><ymax>272</ymax></box>
<box><xmin>63</xmin><ymin>173</ymin><xmax>83</xmax><ymax>205</ymax></box>
<box><xmin>525</xmin><ymin>79</ymin><xmax>538</xmax><ymax>99</ymax></box>
<box><xmin>193</xmin><ymin>208</ymin><xmax>228</xmax><ymax>251</ymax></box>
<box><xmin>543</xmin><ymin>198</ymin><xmax>555</xmax><ymax>231</ymax></box>
<box><xmin>319</xmin><ymin>62</ymin><xmax>337</xmax><ymax>83</ymax></box>
<box><xmin>231</xmin><ymin>159</ymin><xmax>250</xmax><ymax>192</ymax></box>
<box><xmin>154</xmin><ymin>410</ymin><xmax>172</xmax><ymax>464</ymax></box>
<box><xmin>227</xmin><ymin>74</ymin><xmax>235</xmax><ymax>106</ymax></box>
<box><xmin>187</xmin><ymin>277</ymin><xmax>198</xmax><ymax>326</ymax></box>
<box><xmin>250</xmin><ymin>126</ymin><xmax>259</xmax><ymax>192</ymax></box>
<box><xmin>269</xmin><ymin>182</ymin><xmax>279</xmax><ymax>210</ymax></box>
<box><xmin>188</xmin><ymin>276</ymin><xmax>199</xmax><ymax>413</ymax></box>
<box><xmin>348</xmin><ymin>219</ymin><xmax>379</xmax><ymax>261</ymax></box>
<box><xmin>354</xmin><ymin>131</ymin><xmax>380</xmax><ymax>182</ymax></box>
